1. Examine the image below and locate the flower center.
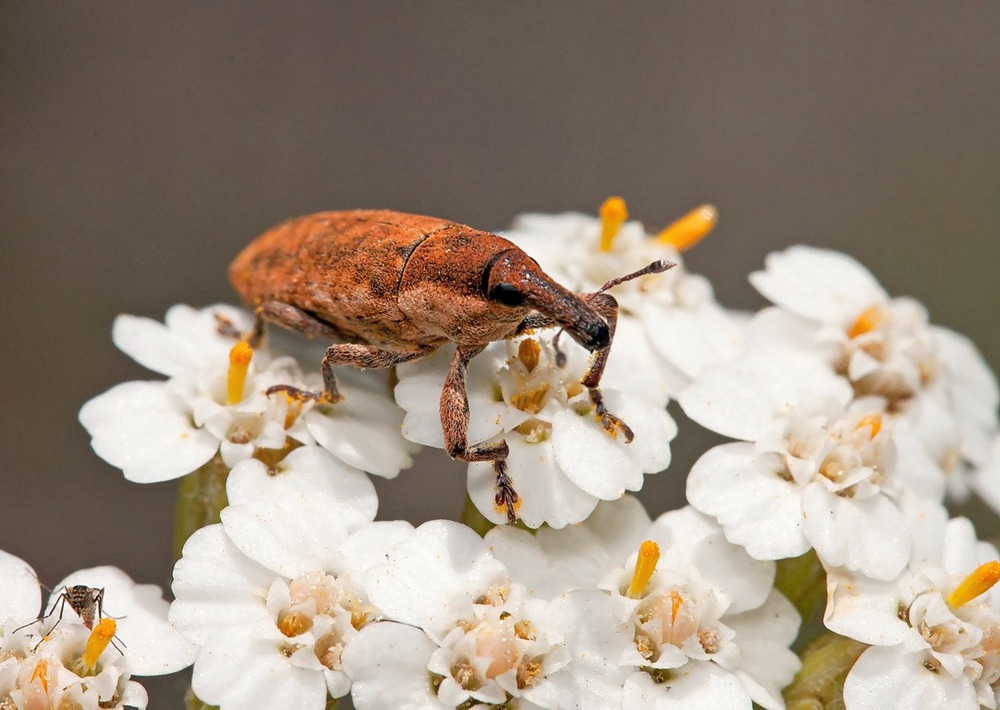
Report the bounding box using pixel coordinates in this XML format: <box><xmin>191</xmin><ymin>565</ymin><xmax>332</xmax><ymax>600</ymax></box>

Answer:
<box><xmin>656</xmin><ymin>204</ymin><xmax>718</xmax><ymax>251</ymax></box>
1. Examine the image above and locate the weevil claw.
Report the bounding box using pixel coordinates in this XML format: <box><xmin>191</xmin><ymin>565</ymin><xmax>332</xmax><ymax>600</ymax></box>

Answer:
<box><xmin>589</xmin><ymin>387</ymin><xmax>635</xmax><ymax>443</ymax></box>
<box><xmin>493</xmin><ymin>460</ymin><xmax>520</xmax><ymax>525</ymax></box>
<box><xmin>265</xmin><ymin>384</ymin><xmax>341</xmax><ymax>405</ymax></box>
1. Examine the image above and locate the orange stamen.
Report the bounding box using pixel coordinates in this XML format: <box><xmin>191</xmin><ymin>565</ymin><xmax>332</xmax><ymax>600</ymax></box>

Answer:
<box><xmin>847</xmin><ymin>305</ymin><xmax>883</xmax><ymax>339</ymax></box>
<box><xmin>30</xmin><ymin>660</ymin><xmax>49</xmax><ymax>694</ymax></box>
<box><xmin>82</xmin><ymin>618</ymin><xmax>116</xmax><ymax>669</ymax></box>
<box><xmin>599</xmin><ymin>197</ymin><xmax>628</xmax><ymax>252</ymax></box>
<box><xmin>517</xmin><ymin>339</ymin><xmax>541</xmax><ymax>373</ymax></box>
<box><xmin>656</xmin><ymin>204</ymin><xmax>718</xmax><ymax>251</ymax></box>
<box><xmin>947</xmin><ymin>561</ymin><xmax>1000</xmax><ymax>608</ymax></box>
<box><xmin>856</xmin><ymin>413</ymin><xmax>882</xmax><ymax>440</ymax></box>
<box><xmin>227</xmin><ymin>341</ymin><xmax>253</xmax><ymax>405</ymax></box>
<box><xmin>628</xmin><ymin>540</ymin><xmax>660</xmax><ymax>598</ymax></box>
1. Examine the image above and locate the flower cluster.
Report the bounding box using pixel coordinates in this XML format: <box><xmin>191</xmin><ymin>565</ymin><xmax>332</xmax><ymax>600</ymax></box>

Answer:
<box><xmin>70</xmin><ymin>201</ymin><xmax>999</xmax><ymax>709</ymax></box>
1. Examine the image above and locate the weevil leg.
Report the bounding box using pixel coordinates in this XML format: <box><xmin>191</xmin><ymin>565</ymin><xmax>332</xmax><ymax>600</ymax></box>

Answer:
<box><xmin>578</xmin><ymin>292</ymin><xmax>634</xmax><ymax>442</ymax></box>
<box><xmin>250</xmin><ymin>300</ymin><xmax>343</xmax><ymax>347</ymax></box>
<box><xmin>441</xmin><ymin>346</ymin><xmax>519</xmax><ymax>524</ymax></box>
<box><xmin>268</xmin><ymin>342</ymin><xmax>434</xmax><ymax>404</ymax></box>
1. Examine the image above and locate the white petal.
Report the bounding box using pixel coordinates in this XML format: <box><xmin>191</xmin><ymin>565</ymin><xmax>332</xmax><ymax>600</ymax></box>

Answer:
<box><xmin>0</xmin><ymin>550</ymin><xmax>40</xmax><ymax>625</ymax></box>
<box><xmin>193</xmin><ymin>624</ymin><xmax>327</xmax><ymax>710</ymax></box>
<box><xmin>603</xmin><ymin>316</ymin><xmax>677</xmax><ymax>405</ymax></box>
<box><xmin>552</xmin><ymin>408</ymin><xmax>641</xmax><ymax>499</ymax></box>
<box><xmin>726</xmin><ymin>590</ymin><xmax>801</xmax><ymax>709</ymax></box>
<box><xmin>468</xmin><ymin>439</ymin><xmax>598</xmax><ymax>529</ymax></box>
<box><xmin>823</xmin><ymin>568</ymin><xmax>908</xmax><ymax>646</ymax></box>
<box><xmin>51</xmin><ymin>567</ymin><xmax>196</xmax><ymax>675</ymax></box>
<box><xmin>678</xmin><ymin>353</ymin><xmax>851</xmax><ymax>441</ymax></box>
<box><xmin>227</xmin><ymin>447</ymin><xmax>377</xmax><ymax>534</ymax></box>
<box><xmin>642</xmin><ymin>300</ymin><xmax>742</xmax><ymax>381</ymax></box>
<box><xmin>749</xmin><ymin>246</ymin><xmax>887</xmax><ymax>325</ymax></box>
<box><xmin>622</xmin><ymin>662</ymin><xmax>752</xmax><ymax>709</ymax></box>
<box><xmin>843</xmin><ymin>645</ymin><xmax>978</xmax><ymax>710</ymax></box>
<box><xmin>170</xmin><ymin>525</ymin><xmax>276</xmax><ymax>645</ymax></box>
<box><xmin>79</xmin><ymin>381</ymin><xmax>218</xmax><ymax>483</ymax></box>
<box><xmin>342</xmin><ymin>622</ymin><xmax>441</xmax><ymax>710</ymax></box>
<box><xmin>801</xmin><ymin>484</ymin><xmax>909</xmax><ymax>580</ymax></box>
<box><xmin>365</xmin><ymin>521</ymin><xmax>507</xmax><ymax>632</ymax></box>
<box><xmin>687</xmin><ymin>444</ymin><xmax>809</xmax><ymax>560</ymax></box>
<box><xmin>338</xmin><ymin>521</ymin><xmax>416</xmax><ymax>580</ymax></box>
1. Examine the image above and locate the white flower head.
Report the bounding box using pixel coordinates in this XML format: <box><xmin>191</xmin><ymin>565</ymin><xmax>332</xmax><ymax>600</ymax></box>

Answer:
<box><xmin>348</xmin><ymin>521</ymin><xmax>572</xmax><ymax>709</ymax></box>
<box><xmin>170</xmin><ymin>450</ymin><xmax>406</xmax><ymax>709</ymax></box>
<box><xmin>502</xmin><ymin>202</ymin><xmax>744</xmax><ymax>401</ymax></box>
<box><xmin>749</xmin><ymin>246</ymin><xmax>1000</xmax><ymax>503</ymax></box>
<box><xmin>681</xmin><ymin>350</ymin><xmax>921</xmax><ymax>579</ymax></box>
<box><xmin>80</xmin><ymin>304</ymin><xmax>417</xmax><ymax>482</ymax></box>
<box><xmin>827</xmin><ymin>515</ymin><xmax>1000</xmax><ymax>709</ymax></box>
<box><xmin>0</xmin><ymin>552</ymin><xmax>190</xmax><ymax>709</ymax></box>
<box><xmin>396</xmin><ymin>335</ymin><xmax>676</xmax><ymax>528</ymax></box>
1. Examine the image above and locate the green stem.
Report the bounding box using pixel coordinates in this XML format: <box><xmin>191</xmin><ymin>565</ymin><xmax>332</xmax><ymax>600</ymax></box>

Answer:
<box><xmin>184</xmin><ymin>687</ymin><xmax>218</xmax><ymax>710</ymax></box>
<box><xmin>774</xmin><ymin>549</ymin><xmax>827</xmax><ymax>641</ymax></box>
<box><xmin>782</xmin><ymin>632</ymin><xmax>868</xmax><ymax>710</ymax></box>
<box><xmin>460</xmin><ymin>494</ymin><xmax>497</xmax><ymax>537</ymax></box>
<box><xmin>173</xmin><ymin>454</ymin><xmax>230</xmax><ymax>560</ymax></box>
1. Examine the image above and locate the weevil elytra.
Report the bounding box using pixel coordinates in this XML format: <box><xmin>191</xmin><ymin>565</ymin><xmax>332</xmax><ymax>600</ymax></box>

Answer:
<box><xmin>229</xmin><ymin>210</ymin><xmax>670</xmax><ymax>523</ymax></box>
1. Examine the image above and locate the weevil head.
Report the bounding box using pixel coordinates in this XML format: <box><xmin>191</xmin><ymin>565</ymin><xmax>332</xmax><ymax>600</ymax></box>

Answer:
<box><xmin>484</xmin><ymin>250</ymin><xmax>609</xmax><ymax>352</ymax></box>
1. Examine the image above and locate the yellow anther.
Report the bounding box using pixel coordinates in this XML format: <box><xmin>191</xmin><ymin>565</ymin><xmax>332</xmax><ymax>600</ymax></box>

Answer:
<box><xmin>82</xmin><ymin>618</ymin><xmax>116</xmax><ymax>669</ymax></box>
<box><xmin>627</xmin><ymin>540</ymin><xmax>660</xmax><ymax>599</ymax></box>
<box><xmin>847</xmin><ymin>305</ymin><xmax>884</xmax><ymax>339</ymax></box>
<box><xmin>670</xmin><ymin>590</ymin><xmax>684</xmax><ymax>624</ymax></box>
<box><xmin>947</xmin><ymin>561</ymin><xmax>1000</xmax><ymax>608</ymax></box>
<box><xmin>227</xmin><ymin>341</ymin><xmax>254</xmax><ymax>405</ymax></box>
<box><xmin>30</xmin><ymin>660</ymin><xmax>49</xmax><ymax>694</ymax></box>
<box><xmin>599</xmin><ymin>196</ymin><xmax>628</xmax><ymax>252</ymax></box>
<box><xmin>517</xmin><ymin>338</ymin><xmax>541</xmax><ymax>373</ymax></box>
<box><xmin>278</xmin><ymin>610</ymin><xmax>312</xmax><ymax>637</ymax></box>
<box><xmin>856</xmin><ymin>413</ymin><xmax>882</xmax><ymax>440</ymax></box>
<box><xmin>656</xmin><ymin>204</ymin><xmax>718</xmax><ymax>251</ymax></box>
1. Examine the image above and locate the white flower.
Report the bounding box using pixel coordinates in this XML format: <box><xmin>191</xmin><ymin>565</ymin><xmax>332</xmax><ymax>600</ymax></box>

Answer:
<box><xmin>681</xmin><ymin>350</ymin><xmax>921</xmax><ymax>579</ymax></box>
<box><xmin>488</xmin><ymin>502</ymin><xmax>799</xmax><ymax>709</ymax></box>
<box><xmin>396</xmin><ymin>336</ymin><xmax>676</xmax><ymax>528</ymax></box>
<box><xmin>0</xmin><ymin>551</ymin><xmax>187</xmax><ymax>709</ymax></box>
<box><xmin>80</xmin><ymin>304</ymin><xmax>417</xmax><ymax>482</ymax></box>
<box><xmin>749</xmin><ymin>246</ymin><xmax>1000</xmax><ymax>502</ymax></box>
<box><xmin>502</xmin><ymin>208</ymin><xmax>744</xmax><ymax>401</ymax></box>
<box><xmin>170</xmin><ymin>447</ymin><xmax>406</xmax><ymax>709</ymax></box>
<box><xmin>348</xmin><ymin>521</ymin><xmax>572</xmax><ymax>709</ymax></box>
<box><xmin>826</xmin><ymin>515</ymin><xmax>1000</xmax><ymax>709</ymax></box>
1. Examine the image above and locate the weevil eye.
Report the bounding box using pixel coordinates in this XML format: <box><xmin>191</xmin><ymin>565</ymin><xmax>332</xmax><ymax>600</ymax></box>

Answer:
<box><xmin>489</xmin><ymin>282</ymin><xmax>525</xmax><ymax>307</ymax></box>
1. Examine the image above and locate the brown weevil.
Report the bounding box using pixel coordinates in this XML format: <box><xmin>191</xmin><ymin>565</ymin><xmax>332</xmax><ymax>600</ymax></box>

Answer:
<box><xmin>229</xmin><ymin>210</ymin><xmax>671</xmax><ymax>523</ymax></box>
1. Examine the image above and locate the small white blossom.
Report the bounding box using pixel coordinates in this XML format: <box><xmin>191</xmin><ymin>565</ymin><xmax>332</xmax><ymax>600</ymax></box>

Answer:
<box><xmin>826</xmin><ymin>515</ymin><xmax>1000</xmax><ymax>709</ymax></box>
<box><xmin>170</xmin><ymin>449</ymin><xmax>406</xmax><ymax>709</ymax></box>
<box><xmin>503</xmin><ymin>210</ymin><xmax>744</xmax><ymax>401</ymax></box>
<box><xmin>80</xmin><ymin>304</ymin><xmax>417</xmax><ymax>482</ymax></box>
<box><xmin>396</xmin><ymin>337</ymin><xmax>675</xmax><ymax>528</ymax></box>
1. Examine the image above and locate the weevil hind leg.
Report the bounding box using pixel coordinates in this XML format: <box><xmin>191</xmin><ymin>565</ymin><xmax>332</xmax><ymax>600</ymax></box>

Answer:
<box><xmin>441</xmin><ymin>346</ymin><xmax>520</xmax><ymax>524</ymax></box>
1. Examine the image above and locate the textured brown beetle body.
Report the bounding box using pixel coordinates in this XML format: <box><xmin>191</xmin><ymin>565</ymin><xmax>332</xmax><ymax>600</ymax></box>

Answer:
<box><xmin>230</xmin><ymin>209</ymin><xmax>669</xmax><ymax>523</ymax></box>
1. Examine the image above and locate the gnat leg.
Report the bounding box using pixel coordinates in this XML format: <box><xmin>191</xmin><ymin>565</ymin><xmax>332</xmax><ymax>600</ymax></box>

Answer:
<box><xmin>441</xmin><ymin>346</ymin><xmax>519</xmax><ymax>524</ymax></box>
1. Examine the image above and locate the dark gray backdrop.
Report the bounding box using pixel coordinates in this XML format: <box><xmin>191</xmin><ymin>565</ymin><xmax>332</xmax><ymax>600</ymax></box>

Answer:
<box><xmin>3</xmin><ymin>3</ymin><xmax>999</xmax><ymax>705</ymax></box>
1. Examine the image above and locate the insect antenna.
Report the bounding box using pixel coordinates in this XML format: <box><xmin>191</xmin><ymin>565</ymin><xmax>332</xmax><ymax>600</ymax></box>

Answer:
<box><xmin>595</xmin><ymin>259</ymin><xmax>675</xmax><ymax>295</ymax></box>
<box><xmin>552</xmin><ymin>329</ymin><xmax>567</xmax><ymax>368</ymax></box>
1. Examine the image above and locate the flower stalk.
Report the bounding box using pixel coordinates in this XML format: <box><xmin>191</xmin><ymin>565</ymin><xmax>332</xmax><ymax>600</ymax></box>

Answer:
<box><xmin>782</xmin><ymin>632</ymin><xmax>867</xmax><ymax>710</ymax></box>
<box><xmin>173</xmin><ymin>454</ymin><xmax>230</xmax><ymax>559</ymax></box>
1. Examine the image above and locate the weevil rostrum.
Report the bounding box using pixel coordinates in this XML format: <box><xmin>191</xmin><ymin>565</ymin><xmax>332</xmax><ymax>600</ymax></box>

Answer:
<box><xmin>229</xmin><ymin>210</ymin><xmax>671</xmax><ymax>523</ymax></box>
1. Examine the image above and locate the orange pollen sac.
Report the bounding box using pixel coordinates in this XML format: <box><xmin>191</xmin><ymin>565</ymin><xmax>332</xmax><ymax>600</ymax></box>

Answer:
<box><xmin>30</xmin><ymin>660</ymin><xmax>49</xmax><ymax>694</ymax></box>
<box><xmin>656</xmin><ymin>204</ymin><xmax>718</xmax><ymax>251</ymax></box>
<box><xmin>517</xmin><ymin>338</ymin><xmax>541</xmax><ymax>373</ymax></box>
<box><xmin>599</xmin><ymin>196</ymin><xmax>628</xmax><ymax>252</ymax></box>
<box><xmin>947</xmin><ymin>561</ymin><xmax>1000</xmax><ymax>609</ymax></box>
<box><xmin>628</xmin><ymin>540</ymin><xmax>661</xmax><ymax>599</ymax></box>
<box><xmin>82</xmin><ymin>618</ymin><xmax>117</xmax><ymax>669</ymax></box>
<box><xmin>227</xmin><ymin>341</ymin><xmax>254</xmax><ymax>405</ymax></box>
<box><xmin>856</xmin><ymin>413</ymin><xmax>882</xmax><ymax>440</ymax></box>
<box><xmin>847</xmin><ymin>305</ymin><xmax>884</xmax><ymax>339</ymax></box>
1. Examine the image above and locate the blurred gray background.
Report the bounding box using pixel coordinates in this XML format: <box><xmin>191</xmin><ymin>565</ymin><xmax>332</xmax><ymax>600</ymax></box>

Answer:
<box><xmin>2</xmin><ymin>2</ymin><xmax>999</xmax><ymax>704</ymax></box>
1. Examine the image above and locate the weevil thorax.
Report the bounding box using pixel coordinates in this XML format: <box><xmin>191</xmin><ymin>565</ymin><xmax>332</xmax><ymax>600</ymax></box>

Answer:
<box><xmin>487</xmin><ymin>250</ymin><xmax>610</xmax><ymax>352</ymax></box>
<box><xmin>397</xmin><ymin>229</ymin><xmax>535</xmax><ymax>347</ymax></box>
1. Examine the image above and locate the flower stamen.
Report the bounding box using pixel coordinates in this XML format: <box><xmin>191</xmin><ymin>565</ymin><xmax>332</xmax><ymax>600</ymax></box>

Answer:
<box><xmin>847</xmin><ymin>305</ymin><xmax>884</xmax><ymax>339</ymax></box>
<box><xmin>599</xmin><ymin>196</ymin><xmax>628</xmax><ymax>252</ymax></box>
<box><xmin>517</xmin><ymin>338</ymin><xmax>541</xmax><ymax>373</ymax></box>
<box><xmin>855</xmin><ymin>413</ymin><xmax>882</xmax><ymax>439</ymax></box>
<box><xmin>656</xmin><ymin>204</ymin><xmax>718</xmax><ymax>251</ymax></box>
<box><xmin>628</xmin><ymin>540</ymin><xmax>660</xmax><ymax>599</ymax></box>
<box><xmin>227</xmin><ymin>341</ymin><xmax>253</xmax><ymax>405</ymax></box>
<box><xmin>82</xmin><ymin>618</ymin><xmax>116</xmax><ymax>670</ymax></box>
<box><xmin>30</xmin><ymin>660</ymin><xmax>49</xmax><ymax>694</ymax></box>
<box><xmin>947</xmin><ymin>561</ymin><xmax>1000</xmax><ymax>608</ymax></box>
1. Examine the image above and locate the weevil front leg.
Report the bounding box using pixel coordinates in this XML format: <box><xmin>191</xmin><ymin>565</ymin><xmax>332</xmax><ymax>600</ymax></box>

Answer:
<box><xmin>578</xmin><ymin>292</ymin><xmax>633</xmax><ymax>442</ymax></box>
<box><xmin>249</xmin><ymin>300</ymin><xmax>433</xmax><ymax>403</ymax></box>
<box><xmin>441</xmin><ymin>345</ymin><xmax>519</xmax><ymax>524</ymax></box>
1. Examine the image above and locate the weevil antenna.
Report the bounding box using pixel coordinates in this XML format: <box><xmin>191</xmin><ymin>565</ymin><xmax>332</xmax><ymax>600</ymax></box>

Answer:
<box><xmin>552</xmin><ymin>329</ymin><xmax>567</xmax><ymax>368</ymax></box>
<box><xmin>596</xmin><ymin>259</ymin><xmax>675</xmax><ymax>295</ymax></box>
